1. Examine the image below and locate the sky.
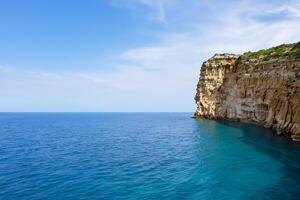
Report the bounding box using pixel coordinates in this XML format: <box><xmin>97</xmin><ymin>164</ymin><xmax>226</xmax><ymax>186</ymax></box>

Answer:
<box><xmin>0</xmin><ymin>0</ymin><xmax>300</xmax><ymax>112</ymax></box>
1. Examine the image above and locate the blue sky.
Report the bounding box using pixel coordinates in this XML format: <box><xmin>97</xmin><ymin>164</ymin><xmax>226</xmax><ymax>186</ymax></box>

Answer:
<box><xmin>0</xmin><ymin>0</ymin><xmax>300</xmax><ymax>112</ymax></box>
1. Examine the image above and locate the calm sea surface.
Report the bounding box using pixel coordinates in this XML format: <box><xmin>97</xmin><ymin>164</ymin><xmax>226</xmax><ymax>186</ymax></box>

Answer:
<box><xmin>1</xmin><ymin>113</ymin><xmax>300</xmax><ymax>200</ymax></box>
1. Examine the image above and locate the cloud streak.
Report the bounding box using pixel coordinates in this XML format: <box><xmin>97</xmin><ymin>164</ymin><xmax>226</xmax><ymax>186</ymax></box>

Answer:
<box><xmin>0</xmin><ymin>65</ymin><xmax>15</xmax><ymax>73</ymax></box>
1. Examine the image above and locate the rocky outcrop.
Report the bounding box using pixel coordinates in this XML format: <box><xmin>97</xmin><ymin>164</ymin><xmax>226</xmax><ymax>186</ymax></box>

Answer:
<box><xmin>194</xmin><ymin>43</ymin><xmax>300</xmax><ymax>141</ymax></box>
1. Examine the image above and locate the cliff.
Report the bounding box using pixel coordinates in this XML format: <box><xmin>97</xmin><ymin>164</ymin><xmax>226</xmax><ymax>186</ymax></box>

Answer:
<box><xmin>194</xmin><ymin>42</ymin><xmax>300</xmax><ymax>141</ymax></box>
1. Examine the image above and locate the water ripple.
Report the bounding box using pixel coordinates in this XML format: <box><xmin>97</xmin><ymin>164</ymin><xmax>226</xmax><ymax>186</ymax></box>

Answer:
<box><xmin>1</xmin><ymin>113</ymin><xmax>300</xmax><ymax>199</ymax></box>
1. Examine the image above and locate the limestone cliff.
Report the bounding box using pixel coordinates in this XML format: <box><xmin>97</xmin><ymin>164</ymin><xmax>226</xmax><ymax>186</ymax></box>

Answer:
<box><xmin>194</xmin><ymin>42</ymin><xmax>300</xmax><ymax>141</ymax></box>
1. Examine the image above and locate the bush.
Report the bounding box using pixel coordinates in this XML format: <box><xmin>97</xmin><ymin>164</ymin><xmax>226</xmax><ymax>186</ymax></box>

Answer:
<box><xmin>242</xmin><ymin>42</ymin><xmax>300</xmax><ymax>62</ymax></box>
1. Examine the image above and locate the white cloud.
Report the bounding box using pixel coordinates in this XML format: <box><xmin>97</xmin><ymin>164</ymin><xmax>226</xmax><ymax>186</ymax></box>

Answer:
<box><xmin>133</xmin><ymin>0</ymin><xmax>168</xmax><ymax>22</ymax></box>
<box><xmin>110</xmin><ymin>0</ymin><xmax>179</xmax><ymax>23</ymax></box>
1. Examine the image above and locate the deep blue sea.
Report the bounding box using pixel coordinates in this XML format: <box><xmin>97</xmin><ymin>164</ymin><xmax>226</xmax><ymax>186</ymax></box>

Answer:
<box><xmin>1</xmin><ymin>113</ymin><xmax>300</xmax><ymax>200</ymax></box>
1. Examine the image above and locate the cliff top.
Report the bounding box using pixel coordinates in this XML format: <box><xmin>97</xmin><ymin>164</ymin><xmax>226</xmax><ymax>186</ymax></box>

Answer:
<box><xmin>207</xmin><ymin>41</ymin><xmax>300</xmax><ymax>64</ymax></box>
<box><xmin>207</xmin><ymin>53</ymin><xmax>239</xmax><ymax>65</ymax></box>
<box><xmin>242</xmin><ymin>42</ymin><xmax>300</xmax><ymax>62</ymax></box>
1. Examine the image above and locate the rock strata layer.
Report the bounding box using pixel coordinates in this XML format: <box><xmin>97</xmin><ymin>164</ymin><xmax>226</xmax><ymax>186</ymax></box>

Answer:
<box><xmin>194</xmin><ymin>43</ymin><xmax>300</xmax><ymax>141</ymax></box>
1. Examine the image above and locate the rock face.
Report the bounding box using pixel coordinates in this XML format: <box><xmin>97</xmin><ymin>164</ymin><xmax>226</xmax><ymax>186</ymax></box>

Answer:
<box><xmin>194</xmin><ymin>43</ymin><xmax>300</xmax><ymax>141</ymax></box>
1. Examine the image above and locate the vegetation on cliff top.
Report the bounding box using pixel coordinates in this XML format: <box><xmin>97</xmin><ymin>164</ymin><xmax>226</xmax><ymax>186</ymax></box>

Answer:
<box><xmin>242</xmin><ymin>42</ymin><xmax>300</xmax><ymax>62</ymax></box>
<box><xmin>207</xmin><ymin>42</ymin><xmax>300</xmax><ymax>64</ymax></box>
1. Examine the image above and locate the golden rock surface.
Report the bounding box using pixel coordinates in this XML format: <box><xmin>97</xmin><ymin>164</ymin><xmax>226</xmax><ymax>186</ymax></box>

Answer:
<box><xmin>195</xmin><ymin>53</ymin><xmax>300</xmax><ymax>140</ymax></box>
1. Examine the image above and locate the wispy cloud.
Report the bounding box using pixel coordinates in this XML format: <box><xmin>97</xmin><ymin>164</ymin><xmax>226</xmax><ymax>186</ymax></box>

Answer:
<box><xmin>110</xmin><ymin>0</ymin><xmax>179</xmax><ymax>23</ymax></box>
<box><xmin>0</xmin><ymin>65</ymin><xmax>15</xmax><ymax>73</ymax></box>
<box><xmin>131</xmin><ymin>0</ymin><xmax>168</xmax><ymax>22</ymax></box>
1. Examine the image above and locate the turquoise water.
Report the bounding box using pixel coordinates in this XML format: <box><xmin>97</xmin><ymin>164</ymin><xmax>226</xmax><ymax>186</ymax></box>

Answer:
<box><xmin>1</xmin><ymin>113</ymin><xmax>300</xmax><ymax>200</ymax></box>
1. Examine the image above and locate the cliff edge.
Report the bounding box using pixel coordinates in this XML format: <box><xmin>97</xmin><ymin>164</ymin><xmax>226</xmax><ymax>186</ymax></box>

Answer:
<box><xmin>194</xmin><ymin>42</ymin><xmax>300</xmax><ymax>141</ymax></box>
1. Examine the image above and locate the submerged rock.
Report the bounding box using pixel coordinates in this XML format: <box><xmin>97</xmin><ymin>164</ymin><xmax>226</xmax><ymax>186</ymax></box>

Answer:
<box><xmin>194</xmin><ymin>42</ymin><xmax>300</xmax><ymax>141</ymax></box>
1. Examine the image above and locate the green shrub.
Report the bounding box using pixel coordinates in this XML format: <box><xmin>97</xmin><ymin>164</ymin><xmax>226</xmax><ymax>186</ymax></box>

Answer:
<box><xmin>242</xmin><ymin>42</ymin><xmax>300</xmax><ymax>61</ymax></box>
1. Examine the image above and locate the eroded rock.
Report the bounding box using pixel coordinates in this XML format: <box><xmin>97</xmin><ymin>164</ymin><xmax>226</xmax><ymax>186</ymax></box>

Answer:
<box><xmin>194</xmin><ymin>43</ymin><xmax>300</xmax><ymax>140</ymax></box>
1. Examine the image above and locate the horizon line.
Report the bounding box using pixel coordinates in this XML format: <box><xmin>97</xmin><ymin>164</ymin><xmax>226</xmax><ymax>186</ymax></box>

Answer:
<box><xmin>0</xmin><ymin>111</ymin><xmax>194</xmax><ymax>113</ymax></box>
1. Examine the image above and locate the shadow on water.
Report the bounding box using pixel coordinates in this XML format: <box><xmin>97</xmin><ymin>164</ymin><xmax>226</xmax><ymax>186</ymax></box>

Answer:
<box><xmin>206</xmin><ymin>119</ymin><xmax>300</xmax><ymax>199</ymax></box>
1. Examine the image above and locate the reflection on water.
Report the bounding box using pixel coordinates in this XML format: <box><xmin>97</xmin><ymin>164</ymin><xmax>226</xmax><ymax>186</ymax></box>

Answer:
<box><xmin>196</xmin><ymin>118</ymin><xmax>300</xmax><ymax>199</ymax></box>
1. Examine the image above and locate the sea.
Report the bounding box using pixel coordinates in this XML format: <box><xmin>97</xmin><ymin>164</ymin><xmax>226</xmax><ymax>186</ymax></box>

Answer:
<box><xmin>1</xmin><ymin>113</ymin><xmax>300</xmax><ymax>200</ymax></box>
